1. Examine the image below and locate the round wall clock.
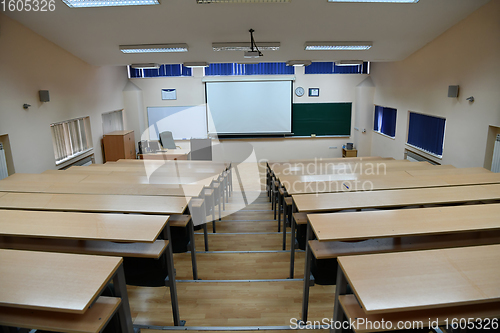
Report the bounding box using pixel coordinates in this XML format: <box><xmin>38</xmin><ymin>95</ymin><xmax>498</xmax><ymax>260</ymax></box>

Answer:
<box><xmin>295</xmin><ymin>87</ymin><xmax>305</xmax><ymax>97</ymax></box>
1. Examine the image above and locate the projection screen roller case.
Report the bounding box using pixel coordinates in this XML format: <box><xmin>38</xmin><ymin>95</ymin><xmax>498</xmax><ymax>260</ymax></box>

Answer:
<box><xmin>206</xmin><ymin>81</ymin><xmax>292</xmax><ymax>135</ymax></box>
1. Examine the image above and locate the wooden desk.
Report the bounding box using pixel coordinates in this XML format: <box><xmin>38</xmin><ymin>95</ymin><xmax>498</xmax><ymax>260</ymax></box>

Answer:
<box><xmin>0</xmin><ymin>209</ymin><xmax>167</xmax><ymax>242</ymax></box>
<box><xmin>3</xmin><ymin>173</ymin><xmax>89</xmax><ymax>183</ymax></box>
<box><xmin>406</xmin><ymin>166</ymin><xmax>490</xmax><ymax>176</ymax></box>
<box><xmin>80</xmin><ymin>174</ymin><xmax>216</xmax><ymax>186</ymax></box>
<box><xmin>299</xmin><ymin>204</ymin><xmax>500</xmax><ymax>322</ymax></box>
<box><xmin>0</xmin><ymin>249</ymin><xmax>133</xmax><ymax>332</ymax></box>
<box><xmin>0</xmin><ymin>180</ymin><xmax>205</xmax><ymax>198</ymax></box>
<box><xmin>0</xmin><ymin>192</ymin><xmax>190</xmax><ymax>215</ymax></box>
<box><xmin>309</xmin><ymin>203</ymin><xmax>500</xmax><ymax>242</ymax></box>
<box><xmin>334</xmin><ymin>245</ymin><xmax>500</xmax><ymax>321</ymax></box>
<box><xmin>280</xmin><ymin>168</ymin><xmax>500</xmax><ymax>195</ymax></box>
<box><xmin>271</xmin><ymin>160</ymin><xmax>423</xmax><ymax>177</ymax></box>
<box><xmin>292</xmin><ymin>183</ymin><xmax>500</xmax><ymax>213</ymax></box>
<box><xmin>139</xmin><ymin>149</ymin><xmax>190</xmax><ymax>160</ymax></box>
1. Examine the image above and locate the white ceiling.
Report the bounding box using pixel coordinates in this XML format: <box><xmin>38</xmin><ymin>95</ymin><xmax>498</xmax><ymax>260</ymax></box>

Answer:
<box><xmin>5</xmin><ymin>0</ymin><xmax>490</xmax><ymax>66</ymax></box>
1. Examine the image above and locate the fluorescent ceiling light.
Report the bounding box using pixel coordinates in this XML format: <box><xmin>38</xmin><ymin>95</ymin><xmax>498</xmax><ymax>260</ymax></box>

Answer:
<box><xmin>335</xmin><ymin>60</ymin><xmax>364</xmax><ymax>66</ymax></box>
<box><xmin>120</xmin><ymin>44</ymin><xmax>188</xmax><ymax>54</ymax></box>
<box><xmin>327</xmin><ymin>0</ymin><xmax>417</xmax><ymax>2</ymax></box>
<box><xmin>305</xmin><ymin>42</ymin><xmax>372</xmax><ymax>51</ymax></box>
<box><xmin>130</xmin><ymin>63</ymin><xmax>160</xmax><ymax>69</ymax></box>
<box><xmin>183</xmin><ymin>62</ymin><xmax>209</xmax><ymax>68</ymax></box>
<box><xmin>198</xmin><ymin>0</ymin><xmax>289</xmax><ymax>3</ymax></box>
<box><xmin>62</xmin><ymin>0</ymin><xmax>159</xmax><ymax>7</ymax></box>
<box><xmin>286</xmin><ymin>60</ymin><xmax>312</xmax><ymax>66</ymax></box>
<box><xmin>213</xmin><ymin>42</ymin><xmax>280</xmax><ymax>51</ymax></box>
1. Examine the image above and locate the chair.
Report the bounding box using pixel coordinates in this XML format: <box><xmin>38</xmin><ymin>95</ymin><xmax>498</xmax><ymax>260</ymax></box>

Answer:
<box><xmin>190</xmin><ymin>138</ymin><xmax>212</xmax><ymax>160</ymax></box>
<box><xmin>159</xmin><ymin>131</ymin><xmax>176</xmax><ymax>149</ymax></box>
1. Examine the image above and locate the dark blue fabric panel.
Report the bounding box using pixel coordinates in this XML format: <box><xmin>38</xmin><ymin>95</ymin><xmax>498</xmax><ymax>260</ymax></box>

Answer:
<box><xmin>408</xmin><ymin>112</ymin><xmax>446</xmax><ymax>156</ymax></box>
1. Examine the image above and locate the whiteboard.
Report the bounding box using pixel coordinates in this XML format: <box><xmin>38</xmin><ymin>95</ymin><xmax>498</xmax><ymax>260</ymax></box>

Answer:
<box><xmin>206</xmin><ymin>81</ymin><xmax>292</xmax><ymax>135</ymax></box>
<box><xmin>147</xmin><ymin>105</ymin><xmax>208</xmax><ymax>140</ymax></box>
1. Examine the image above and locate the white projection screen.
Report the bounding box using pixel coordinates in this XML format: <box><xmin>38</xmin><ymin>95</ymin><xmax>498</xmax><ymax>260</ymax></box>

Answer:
<box><xmin>206</xmin><ymin>81</ymin><xmax>292</xmax><ymax>135</ymax></box>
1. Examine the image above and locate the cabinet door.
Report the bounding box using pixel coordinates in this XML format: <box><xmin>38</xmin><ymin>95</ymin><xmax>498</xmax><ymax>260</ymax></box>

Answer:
<box><xmin>124</xmin><ymin>132</ymin><xmax>136</xmax><ymax>159</ymax></box>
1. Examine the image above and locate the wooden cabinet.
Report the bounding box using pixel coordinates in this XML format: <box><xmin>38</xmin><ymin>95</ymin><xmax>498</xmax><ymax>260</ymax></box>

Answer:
<box><xmin>342</xmin><ymin>148</ymin><xmax>357</xmax><ymax>158</ymax></box>
<box><xmin>102</xmin><ymin>130</ymin><xmax>135</xmax><ymax>162</ymax></box>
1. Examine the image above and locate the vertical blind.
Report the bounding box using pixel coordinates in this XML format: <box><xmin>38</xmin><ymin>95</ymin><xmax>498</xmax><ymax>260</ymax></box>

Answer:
<box><xmin>305</xmin><ymin>62</ymin><xmax>369</xmax><ymax>74</ymax></box>
<box><xmin>51</xmin><ymin>116</ymin><xmax>93</xmax><ymax>164</ymax></box>
<box><xmin>129</xmin><ymin>64</ymin><xmax>192</xmax><ymax>78</ymax></box>
<box><xmin>204</xmin><ymin>62</ymin><xmax>294</xmax><ymax>76</ymax></box>
<box><xmin>407</xmin><ymin>112</ymin><xmax>446</xmax><ymax>157</ymax></box>
<box><xmin>374</xmin><ymin>105</ymin><xmax>397</xmax><ymax>137</ymax></box>
<box><xmin>0</xmin><ymin>143</ymin><xmax>8</xmax><ymax>180</ymax></box>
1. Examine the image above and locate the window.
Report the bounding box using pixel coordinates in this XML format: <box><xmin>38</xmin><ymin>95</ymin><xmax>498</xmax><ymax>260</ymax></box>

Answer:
<box><xmin>407</xmin><ymin>112</ymin><xmax>446</xmax><ymax>157</ymax></box>
<box><xmin>102</xmin><ymin>110</ymin><xmax>124</xmax><ymax>135</ymax></box>
<box><xmin>51</xmin><ymin>116</ymin><xmax>93</xmax><ymax>165</ymax></box>
<box><xmin>305</xmin><ymin>62</ymin><xmax>369</xmax><ymax>74</ymax></box>
<box><xmin>204</xmin><ymin>62</ymin><xmax>294</xmax><ymax>76</ymax></box>
<box><xmin>128</xmin><ymin>64</ymin><xmax>192</xmax><ymax>78</ymax></box>
<box><xmin>374</xmin><ymin>105</ymin><xmax>397</xmax><ymax>138</ymax></box>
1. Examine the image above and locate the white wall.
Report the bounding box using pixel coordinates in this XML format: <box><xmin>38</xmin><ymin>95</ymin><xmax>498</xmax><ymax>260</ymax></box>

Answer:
<box><xmin>130</xmin><ymin>66</ymin><xmax>370</xmax><ymax>161</ymax></box>
<box><xmin>369</xmin><ymin>0</ymin><xmax>500</xmax><ymax>167</ymax></box>
<box><xmin>0</xmin><ymin>13</ymin><xmax>128</xmax><ymax>173</ymax></box>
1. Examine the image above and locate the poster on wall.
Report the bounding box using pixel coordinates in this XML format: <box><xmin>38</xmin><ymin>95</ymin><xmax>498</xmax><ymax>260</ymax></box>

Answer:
<box><xmin>161</xmin><ymin>89</ymin><xmax>177</xmax><ymax>100</ymax></box>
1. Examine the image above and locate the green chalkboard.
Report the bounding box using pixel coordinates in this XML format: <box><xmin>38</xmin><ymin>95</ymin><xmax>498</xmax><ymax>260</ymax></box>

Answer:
<box><xmin>292</xmin><ymin>103</ymin><xmax>352</xmax><ymax>136</ymax></box>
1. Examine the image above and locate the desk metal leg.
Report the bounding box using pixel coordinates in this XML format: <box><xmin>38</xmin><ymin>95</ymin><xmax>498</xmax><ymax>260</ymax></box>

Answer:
<box><xmin>289</xmin><ymin>202</ymin><xmax>297</xmax><ymax>279</ymax></box>
<box><xmin>301</xmin><ymin>222</ymin><xmax>313</xmax><ymax>323</ymax></box>
<box><xmin>332</xmin><ymin>265</ymin><xmax>348</xmax><ymax>333</ymax></box>
<box><xmin>282</xmin><ymin>198</ymin><xmax>287</xmax><ymax>251</ymax></box>
<box><xmin>203</xmin><ymin>223</ymin><xmax>209</xmax><ymax>251</ymax></box>
<box><xmin>112</xmin><ymin>264</ymin><xmax>134</xmax><ymax>333</ymax></box>
<box><xmin>164</xmin><ymin>222</ymin><xmax>184</xmax><ymax>326</ymax></box>
<box><xmin>188</xmin><ymin>219</ymin><xmax>199</xmax><ymax>280</ymax></box>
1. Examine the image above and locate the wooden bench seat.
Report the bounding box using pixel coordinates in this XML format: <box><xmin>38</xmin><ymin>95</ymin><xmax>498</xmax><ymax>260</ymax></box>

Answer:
<box><xmin>168</xmin><ymin>214</ymin><xmax>191</xmax><ymax>227</ymax></box>
<box><xmin>0</xmin><ymin>296</ymin><xmax>121</xmax><ymax>333</ymax></box>
<box><xmin>0</xmin><ymin>237</ymin><xmax>168</xmax><ymax>259</ymax></box>
<box><xmin>293</xmin><ymin>212</ymin><xmax>308</xmax><ymax>225</ymax></box>
<box><xmin>339</xmin><ymin>294</ymin><xmax>500</xmax><ymax>333</ymax></box>
<box><xmin>309</xmin><ymin>230</ymin><xmax>500</xmax><ymax>259</ymax></box>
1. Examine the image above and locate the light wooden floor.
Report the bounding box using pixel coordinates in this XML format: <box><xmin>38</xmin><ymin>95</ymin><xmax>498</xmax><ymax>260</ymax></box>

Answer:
<box><xmin>128</xmin><ymin>163</ymin><xmax>335</xmax><ymax>328</ymax></box>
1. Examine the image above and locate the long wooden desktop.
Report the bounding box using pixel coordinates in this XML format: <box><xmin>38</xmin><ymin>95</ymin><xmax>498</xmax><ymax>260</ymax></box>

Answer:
<box><xmin>0</xmin><ymin>249</ymin><xmax>133</xmax><ymax>332</ymax></box>
<box><xmin>0</xmin><ymin>209</ymin><xmax>183</xmax><ymax>326</ymax></box>
<box><xmin>299</xmin><ymin>203</ymin><xmax>500</xmax><ymax>322</ymax></box>
<box><xmin>333</xmin><ymin>244</ymin><xmax>500</xmax><ymax>332</ymax></box>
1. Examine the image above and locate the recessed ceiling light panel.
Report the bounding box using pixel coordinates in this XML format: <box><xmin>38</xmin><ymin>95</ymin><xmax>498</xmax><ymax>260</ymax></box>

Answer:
<box><xmin>286</xmin><ymin>60</ymin><xmax>312</xmax><ymax>66</ymax></box>
<box><xmin>183</xmin><ymin>62</ymin><xmax>209</xmax><ymax>68</ymax></box>
<box><xmin>198</xmin><ymin>0</ymin><xmax>289</xmax><ymax>3</ymax></box>
<box><xmin>62</xmin><ymin>0</ymin><xmax>159</xmax><ymax>7</ymax></box>
<box><xmin>120</xmin><ymin>44</ymin><xmax>188</xmax><ymax>53</ymax></box>
<box><xmin>327</xmin><ymin>0</ymin><xmax>418</xmax><ymax>2</ymax></box>
<box><xmin>130</xmin><ymin>63</ymin><xmax>160</xmax><ymax>69</ymax></box>
<box><xmin>212</xmin><ymin>42</ymin><xmax>280</xmax><ymax>51</ymax></box>
<box><xmin>305</xmin><ymin>42</ymin><xmax>372</xmax><ymax>51</ymax></box>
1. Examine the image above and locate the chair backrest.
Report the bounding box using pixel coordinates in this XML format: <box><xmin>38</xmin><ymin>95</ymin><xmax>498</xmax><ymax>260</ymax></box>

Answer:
<box><xmin>190</xmin><ymin>138</ymin><xmax>212</xmax><ymax>160</ymax></box>
<box><xmin>159</xmin><ymin>131</ymin><xmax>176</xmax><ymax>149</ymax></box>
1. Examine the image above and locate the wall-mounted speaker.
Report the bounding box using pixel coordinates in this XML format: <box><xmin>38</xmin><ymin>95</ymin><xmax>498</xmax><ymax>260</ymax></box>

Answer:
<box><xmin>448</xmin><ymin>85</ymin><xmax>459</xmax><ymax>98</ymax></box>
<box><xmin>39</xmin><ymin>90</ymin><xmax>50</xmax><ymax>102</ymax></box>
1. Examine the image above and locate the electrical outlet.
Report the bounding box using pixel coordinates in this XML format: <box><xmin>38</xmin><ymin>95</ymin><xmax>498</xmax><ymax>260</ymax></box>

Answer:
<box><xmin>329</xmin><ymin>146</ymin><xmax>337</xmax><ymax>149</ymax></box>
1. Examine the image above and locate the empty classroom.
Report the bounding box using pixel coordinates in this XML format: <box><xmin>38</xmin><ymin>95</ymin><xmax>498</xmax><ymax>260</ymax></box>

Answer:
<box><xmin>1</xmin><ymin>1</ymin><xmax>500</xmax><ymax>333</ymax></box>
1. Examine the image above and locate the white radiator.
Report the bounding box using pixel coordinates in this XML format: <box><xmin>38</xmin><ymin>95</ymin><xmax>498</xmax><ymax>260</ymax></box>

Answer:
<box><xmin>0</xmin><ymin>143</ymin><xmax>8</xmax><ymax>180</ymax></box>
<box><xmin>492</xmin><ymin>135</ymin><xmax>500</xmax><ymax>173</ymax></box>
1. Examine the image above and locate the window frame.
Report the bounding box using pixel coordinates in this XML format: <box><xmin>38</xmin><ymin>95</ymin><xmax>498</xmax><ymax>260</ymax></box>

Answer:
<box><xmin>406</xmin><ymin>111</ymin><xmax>446</xmax><ymax>159</ymax></box>
<box><xmin>50</xmin><ymin>116</ymin><xmax>94</xmax><ymax>166</ymax></box>
<box><xmin>373</xmin><ymin>105</ymin><xmax>397</xmax><ymax>139</ymax></box>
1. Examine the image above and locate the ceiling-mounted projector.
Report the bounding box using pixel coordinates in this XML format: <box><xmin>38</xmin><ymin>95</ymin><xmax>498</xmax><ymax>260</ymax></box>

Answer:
<box><xmin>244</xmin><ymin>29</ymin><xmax>263</xmax><ymax>58</ymax></box>
<box><xmin>244</xmin><ymin>50</ymin><xmax>261</xmax><ymax>58</ymax></box>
